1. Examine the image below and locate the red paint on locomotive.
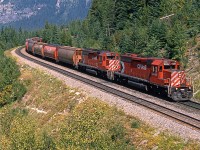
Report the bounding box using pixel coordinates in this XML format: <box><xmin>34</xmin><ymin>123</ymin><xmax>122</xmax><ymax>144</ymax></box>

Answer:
<box><xmin>118</xmin><ymin>53</ymin><xmax>193</xmax><ymax>100</ymax></box>
<box><xmin>81</xmin><ymin>50</ymin><xmax>120</xmax><ymax>72</ymax></box>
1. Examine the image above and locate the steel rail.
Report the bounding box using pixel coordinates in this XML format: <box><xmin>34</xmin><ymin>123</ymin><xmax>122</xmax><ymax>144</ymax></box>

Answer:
<box><xmin>15</xmin><ymin>47</ymin><xmax>200</xmax><ymax>131</ymax></box>
<box><xmin>179</xmin><ymin>101</ymin><xmax>200</xmax><ymax>110</ymax></box>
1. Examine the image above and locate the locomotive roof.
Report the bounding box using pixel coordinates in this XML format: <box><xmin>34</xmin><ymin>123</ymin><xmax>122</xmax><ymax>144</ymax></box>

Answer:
<box><xmin>121</xmin><ymin>54</ymin><xmax>177</xmax><ymax>65</ymax></box>
<box><xmin>83</xmin><ymin>48</ymin><xmax>109</xmax><ymax>53</ymax></box>
<box><xmin>151</xmin><ymin>59</ymin><xmax>163</xmax><ymax>65</ymax></box>
<box><xmin>82</xmin><ymin>49</ymin><xmax>117</xmax><ymax>55</ymax></box>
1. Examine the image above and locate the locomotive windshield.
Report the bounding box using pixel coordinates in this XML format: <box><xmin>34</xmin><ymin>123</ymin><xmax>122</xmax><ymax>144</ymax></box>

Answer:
<box><xmin>107</xmin><ymin>56</ymin><xmax>116</xmax><ymax>60</ymax></box>
<box><xmin>164</xmin><ymin>65</ymin><xmax>176</xmax><ymax>70</ymax></box>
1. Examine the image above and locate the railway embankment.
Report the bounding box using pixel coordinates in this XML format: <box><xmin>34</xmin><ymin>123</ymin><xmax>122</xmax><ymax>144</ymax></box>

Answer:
<box><xmin>0</xmin><ymin>48</ymin><xmax>199</xmax><ymax>149</ymax></box>
<box><xmin>186</xmin><ymin>36</ymin><xmax>200</xmax><ymax>102</ymax></box>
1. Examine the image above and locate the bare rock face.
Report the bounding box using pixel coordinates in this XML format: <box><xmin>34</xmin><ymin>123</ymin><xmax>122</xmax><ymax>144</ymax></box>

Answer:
<box><xmin>0</xmin><ymin>0</ymin><xmax>92</xmax><ymax>29</ymax></box>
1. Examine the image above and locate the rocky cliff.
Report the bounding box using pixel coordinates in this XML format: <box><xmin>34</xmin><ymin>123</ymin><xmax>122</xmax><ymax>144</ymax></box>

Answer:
<box><xmin>0</xmin><ymin>0</ymin><xmax>91</xmax><ymax>29</ymax></box>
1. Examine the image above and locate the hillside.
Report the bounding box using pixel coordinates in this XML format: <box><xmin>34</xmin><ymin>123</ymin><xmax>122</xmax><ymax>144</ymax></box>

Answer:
<box><xmin>64</xmin><ymin>0</ymin><xmax>200</xmax><ymax>63</ymax></box>
<box><xmin>0</xmin><ymin>0</ymin><xmax>92</xmax><ymax>29</ymax></box>
<box><xmin>0</xmin><ymin>49</ymin><xmax>199</xmax><ymax>149</ymax></box>
<box><xmin>186</xmin><ymin>36</ymin><xmax>200</xmax><ymax>101</ymax></box>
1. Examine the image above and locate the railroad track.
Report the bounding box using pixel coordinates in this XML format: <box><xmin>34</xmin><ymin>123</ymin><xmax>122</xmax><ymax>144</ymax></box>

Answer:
<box><xmin>179</xmin><ymin>101</ymin><xmax>200</xmax><ymax>110</ymax></box>
<box><xmin>16</xmin><ymin>47</ymin><xmax>200</xmax><ymax>131</ymax></box>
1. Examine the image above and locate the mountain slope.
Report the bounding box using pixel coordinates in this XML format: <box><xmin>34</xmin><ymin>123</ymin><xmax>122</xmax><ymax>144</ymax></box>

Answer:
<box><xmin>0</xmin><ymin>0</ymin><xmax>92</xmax><ymax>29</ymax></box>
<box><xmin>67</xmin><ymin>0</ymin><xmax>200</xmax><ymax>61</ymax></box>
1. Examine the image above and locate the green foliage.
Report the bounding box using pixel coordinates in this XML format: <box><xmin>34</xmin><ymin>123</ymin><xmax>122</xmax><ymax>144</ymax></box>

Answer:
<box><xmin>39</xmin><ymin>22</ymin><xmax>72</xmax><ymax>46</ymax></box>
<box><xmin>0</xmin><ymin>54</ymin><xmax>26</xmax><ymax>107</ymax></box>
<box><xmin>65</xmin><ymin>0</ymin><xmax>200</xmax><ymax>62</ymax></box>
<box><xmin>0</xmin><ymin>100</ymin><xmax>134</xmax><ymax>150</ymax></box>
<box><xmin>0</xmin><ymin>108</ymin><xmax>56</xmax><ymax>150</ymax></box>
<box><xmin>0</xmin><ymin>26</ymin><xmax>32</xmax><ymax>107</ymax></box>
<box><xmin>59</xmin><ymin>99</ymin><xmax>134</xmax><ymax>149</ymax></box>
<box><xmin>39</xmin><ymin>132</ymin><xmax>56</xmax><ymax>150</ymax></box>
<box><xmin>0</xmin><ymin>26</ymin><xmax>32</xmax><ymax>51</ymax></box>
<box><xmin>131</xmin><ymin>120</ymin><xmax>140</xmax><ymax>129</ymax></box>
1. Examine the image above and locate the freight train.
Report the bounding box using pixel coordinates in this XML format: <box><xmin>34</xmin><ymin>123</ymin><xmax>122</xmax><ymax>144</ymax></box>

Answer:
<box><xmin>25</xmin><ymin>37</ymin><xmax>193</xmax><ymax>101</ymax></box>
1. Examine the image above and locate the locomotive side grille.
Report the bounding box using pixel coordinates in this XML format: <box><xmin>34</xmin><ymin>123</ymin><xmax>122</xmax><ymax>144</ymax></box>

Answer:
<box><xmin>108</xmin><ymin>60</ymin><xmax>120</xmax><ymax>71</ymax></box>
<box><xmin>171</xmin><ymin>71</ymin><xmax>186</xmax><ymax>87</ymax></box>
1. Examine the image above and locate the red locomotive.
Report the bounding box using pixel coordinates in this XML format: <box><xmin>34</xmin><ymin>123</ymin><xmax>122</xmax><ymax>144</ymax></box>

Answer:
<box><xmin>115</xmin><ymin>54</ymin><xmax>193</xmax><ymax>101</ymax></box>
<box><xmin>79</xmin><ymin>49</ymin><xmax>121</xmax><ymax>79</ymax></box>
<box><xmin>25</xmin><ymin>37</ymin><xmax>193</xmax><ymax>101</ymax></box>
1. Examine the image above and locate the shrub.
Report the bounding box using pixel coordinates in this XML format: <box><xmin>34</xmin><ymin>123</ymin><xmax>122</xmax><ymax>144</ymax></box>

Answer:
<box><xmin>59</xmin><ymin>99</ymin><xmax>134</xmax><ymax>149</ymax></box>
<box><xmin>0</xmin><ymin>53</ymin><xmax>26</xmax><ymax>107</ymax></box>
<box><xmin>131</xmin><ymin>120</ymin><xmax>140</xmax><ymax>129</ymax></box>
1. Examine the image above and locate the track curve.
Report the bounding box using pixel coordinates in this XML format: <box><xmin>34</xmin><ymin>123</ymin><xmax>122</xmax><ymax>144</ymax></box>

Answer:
<box><xmin>15</xmin><ymin>46</ymin><xmax>200</xmax><ymax>131</ymax></box>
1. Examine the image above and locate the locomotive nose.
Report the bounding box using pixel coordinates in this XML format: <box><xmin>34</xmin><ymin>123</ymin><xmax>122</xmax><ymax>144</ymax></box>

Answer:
<box><xmin>171</xmin><ymin>71</ymin><xmax>186</xmax><ymax>87</ymax></box>
<box><xmin>108</xmin><ymin>60</ymin><xmax>121</xmax><ymax>71</ymax></box>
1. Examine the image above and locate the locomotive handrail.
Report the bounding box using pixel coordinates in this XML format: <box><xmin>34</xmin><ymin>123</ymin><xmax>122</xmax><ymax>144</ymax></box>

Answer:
<box><xmin>168</xmin><ymin>78</ymin><xmax>171</xmax><ymax>95</ymax></box>
<box><xmin>192</xmin><ymin>78</ymin><xmax>194</xmax><ymax>96</ymax></box>
<box><xmin>168</xmin><ymin>78</ymin><xmax>171</xmax><ymax>87</ymax></box>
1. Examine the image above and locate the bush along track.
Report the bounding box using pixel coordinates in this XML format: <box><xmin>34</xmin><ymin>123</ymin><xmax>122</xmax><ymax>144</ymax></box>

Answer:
<box><xmin>0</xmin><ymin>49</ymin><xmax>26</xmax><ymax>107</ymax></box>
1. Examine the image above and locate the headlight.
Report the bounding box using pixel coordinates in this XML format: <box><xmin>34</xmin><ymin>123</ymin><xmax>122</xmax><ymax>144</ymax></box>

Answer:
<box><xmin>176</xmin><ymin>88</ymin><xmax>178</xmax><ymax>90</ymax></box>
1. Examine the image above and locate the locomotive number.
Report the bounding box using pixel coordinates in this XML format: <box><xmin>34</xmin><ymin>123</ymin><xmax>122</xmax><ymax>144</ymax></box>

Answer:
<box><xmin>137</xmin><ymin>64</ymin><xmax>147</xmax><ymax>70</ymax></box>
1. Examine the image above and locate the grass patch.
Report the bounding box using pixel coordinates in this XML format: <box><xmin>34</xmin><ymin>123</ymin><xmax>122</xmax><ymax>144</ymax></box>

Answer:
<box><xmin>131</xmin><ymin>120</ymin><xmax>140</xmax><ymax>129</ymax></box>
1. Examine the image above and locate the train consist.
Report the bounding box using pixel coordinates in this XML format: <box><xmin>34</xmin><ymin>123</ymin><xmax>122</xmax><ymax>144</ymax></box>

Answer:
<box><xmin>25</xmin><ymin>37</ymin><xmax>193</xmax><ymax>101</ymax></box>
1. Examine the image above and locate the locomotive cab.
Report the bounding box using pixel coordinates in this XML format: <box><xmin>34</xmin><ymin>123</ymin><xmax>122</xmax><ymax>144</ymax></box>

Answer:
<box><xmin>160</xmin><ymin>60</ymin><xmax>192</xmax><ymax>101</ymax></box>
<box><xmin>164</xmin><ymin>61</ymin><xmax>193</xmax><ymax>101</ymax></box>
<box><xmin>149</xmin><ymin>59</ymin><xmax>193</xmax><ymax>101</ymax></box>
<box><xmin>103</xmin><ymin>52</ymin><xmax>120</xmax><ymax>71</ymax></box>
<box><xmin>104</xmin><ymin>52</ymin><xmax>120</xmax><ymax>80</ymax></box>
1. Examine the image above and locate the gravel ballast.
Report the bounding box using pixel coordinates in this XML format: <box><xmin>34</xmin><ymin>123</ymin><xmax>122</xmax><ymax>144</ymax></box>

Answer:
<box><xmin>12</xmin><ymin>48</ymin><xmax>200</xmax><ymax>141</ymax></box>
